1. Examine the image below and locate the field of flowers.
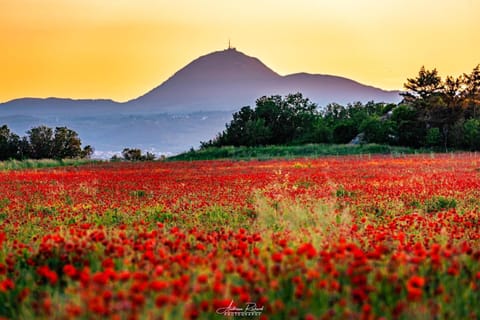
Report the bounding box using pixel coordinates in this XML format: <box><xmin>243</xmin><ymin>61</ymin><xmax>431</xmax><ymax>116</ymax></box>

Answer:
<box><xmin>0</xmin><ymin>153</ymin><xmax>479</xmax><ymax>319</ymax></box>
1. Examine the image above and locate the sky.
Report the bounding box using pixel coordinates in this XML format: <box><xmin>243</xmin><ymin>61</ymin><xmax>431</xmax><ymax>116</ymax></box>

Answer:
<box><xmin>1</xmin><ymin>0</ymin><xmax>479</xmax><ymax>103</ymax></box>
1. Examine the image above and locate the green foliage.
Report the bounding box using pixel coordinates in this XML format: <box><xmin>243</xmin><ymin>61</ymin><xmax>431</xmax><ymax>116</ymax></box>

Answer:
<box><xmin>335</xmin><ymin>185</ymin><xmax>355</xmax><ymax>198</ymax></box>
<box><xmin>402</xmin><ymin>66</ymin><xmax>443</xmax><ymax>101</ymax></box>
<box><xmin>202</xmin><ymin>93</ymin><xmax>319</xmax><ymax>147</ymax></box>
<box><xmin>27</xmin><ymin>125</ymin><xmax>54</xmax><ymax>159</ymax></box>
<box><xmin>332</xmin><ymin>121</ymin><xmax>357</xmax><ymax>144</ymax></box>
<box><xmin>130</xmin><ymin>190</ymin><xmax>147</xmax><ymax>198</ymax></box>
<box><xmin>169</xmin><ymin>144</ymin><xmax>420</xmax><ymax>161</ymax></box>
<box><xmin>120</xmin><ymin>148</ymin><xmax>156</xmax><ymax>161</ymax></box>
<box><xmin>359</xmin><ymin>117</ymin><xmax>396</xmax><ymax>144</ymax></box>
<box><xmin>424</xmin><ymin>196</ymin><xmax>457</xmax><ymax>213</ymax></box>
<box><xmin>199</xmin><ymin>206</ymin><xmax>246</xmax><ymax>231</ymax></box>
<box><xmin>94</xmin><ymin>208</ymin><xmax>125</xmax><ymax>226</ymax></box>
<box><xmin>0</xmin><ymin>197</ymin><xmax>10</xmax><ymax>210</ymax></box>
<box><xmin>463</xmin><ymin>119</ymin><xmax>480</xmax><ymax>150</ymax></box>
<box><xmin>52</xmin><ymin>126</ymin><xmax>82</xmax><ymax>159</ymax></box>
<box><xmin>0</xmin><ymin>158</ymin><xmax>99</xmax><ymax>171</ymax></box>
<box><xmin>201</xmin><ymin>64</ymin><xmax>480</xmax><ymax>152</ymax></box>
<box><xmin>0</xmin><ymin>124</ymin><xmax>91</xmax><ymax>160</ymax></box>
<box><xmin>426</xmin><ymin>128</ymin><xmax>442</xmax><ymax>147</ymax></box>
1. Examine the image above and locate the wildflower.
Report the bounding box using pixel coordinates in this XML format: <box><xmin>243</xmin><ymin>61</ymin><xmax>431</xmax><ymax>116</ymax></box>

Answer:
<box><xmin>0</xmin><ymin>278</ymin><xmax>14</xmax><ymax>292</ymax></box>
<box><xmin>407</xmin><ymin>275</ymin><xmax>425</xmax><ymax>301</ymax></box>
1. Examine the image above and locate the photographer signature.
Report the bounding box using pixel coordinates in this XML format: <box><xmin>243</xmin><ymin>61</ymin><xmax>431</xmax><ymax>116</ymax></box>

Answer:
<box><xmin>216</xmin><ymin>300</ymin><xmax>264</xmax><ymax>317</ymax></box>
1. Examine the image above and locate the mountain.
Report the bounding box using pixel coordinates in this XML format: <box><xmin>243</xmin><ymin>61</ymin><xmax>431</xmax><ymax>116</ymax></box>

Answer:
<box><xmin>0</xmin><ymin>48</ymin><xmax>402</xmax><ymax>156</ymax></box>
<box><xmin>127</xmin><ymin>48</ymin><xmax>401</xmax><ymax>112</ymax></box>
<box><xmin>0</xmin><ymin>98</ymin><xmax>122</xmax><ymax>117</ymax></box>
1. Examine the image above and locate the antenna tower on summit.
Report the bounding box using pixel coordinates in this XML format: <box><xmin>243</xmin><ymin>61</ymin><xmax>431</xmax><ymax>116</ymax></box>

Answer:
<box><xmin>228</xmin><ymin>39</ymin><xmax>236</xmax><ymax>50</ymax></box>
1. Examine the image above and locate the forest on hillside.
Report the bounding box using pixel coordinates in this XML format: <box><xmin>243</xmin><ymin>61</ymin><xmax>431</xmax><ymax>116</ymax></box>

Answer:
<box><xmin>202</xmin><ymin>65</ymin><xmax>480</xmax><ymax>151</ymax></box>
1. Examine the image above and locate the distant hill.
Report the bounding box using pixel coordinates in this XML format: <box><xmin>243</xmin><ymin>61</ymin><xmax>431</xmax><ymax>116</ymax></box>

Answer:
<box><xmin>0</xmin><ymin>48</ymin><xmax>402</xmax><ymax>156</ymax></box>
<box><xmin>0</xmin><ymin>98</ymin><xmax>122</xmax><ymax>117</ymax></box>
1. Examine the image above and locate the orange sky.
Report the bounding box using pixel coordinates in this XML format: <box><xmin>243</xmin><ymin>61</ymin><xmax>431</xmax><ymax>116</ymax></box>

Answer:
<box><xmin>1</xmin><ymin>0</ymin><xmax>479</xmax><ymax>103</ymax></box>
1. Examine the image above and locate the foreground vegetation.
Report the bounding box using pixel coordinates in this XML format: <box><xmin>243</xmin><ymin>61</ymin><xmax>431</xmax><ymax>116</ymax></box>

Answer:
<box><xmin>170</xmin><ymin>143</ymin><xmax>422</xmax><ymax>161</ymax></box>
<box><xmin>0</xmin><ymin>154</ymin><xmax>479</xmax><ymax>319</ymax></box>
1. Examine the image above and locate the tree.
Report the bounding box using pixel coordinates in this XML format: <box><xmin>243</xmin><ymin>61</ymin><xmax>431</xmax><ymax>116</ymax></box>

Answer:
<box><xmin>27</xmin><ymin>126</ymin><xmax>54</xmax><ymax>159</ymax></box>
<box><xmin>443</xmin><ymin>75</ymin><xmax>463</xmax><ymax>108</ymax></box>
<box><xmin>402</xmin><ymin>66</ymin><xmax>443</xmax><ymax>101</ymax></box>
<box><xmin>81</xmin><ymin>145</ymin><xmax>94</xmax><ymax>159</ymax></box>
<box><xmin>17</xmin><ymin>136</ymin><xmax>32</xmax><ymax>160</ymax></box>
<box><xmin>463</xmin><ymin>65</ymin><xmax>480</xmax><ymax>118</ymax></box>
<box><xmin>121</xmin><ymin>148</ymin><xmax>156</xmax><ymax>161</ymax></box>
<box><xmin>463</xmin><ymin>119</ymin><xmax>480</xmax><ymax>150</ymax></box>
<box><xmin>401</xmin><ymin>67</ymin><xmax>467</xmax><ymax>150</ymax></box>
<box><xmin>359</xmin><ymin>116</ymin><xmax>396</xmax><ymax>144</ymax></box>
<box><xmin>53</xmin><ymin>127</ymin><xmax>82</xmax><ymax>159</ymax></box>
<box><xmin>222</xmin><ymin>106</ymin><xmax>257</xmax><ymax>146</ymax></box>
<box><xmin>0</xmin><ymin>124</ymin><xmax>91</xmax><ymax>160</ymax></box>
<box><xmin>122</xmin><ymin>148</ymin><xmax>143</xmax><ymax>161</ymax></box>
<box><xmin>333</xmin><ymin>121</ymin><xmax>357</xmax><ymax>144</ymax></box>
<box><xmin>144</xmin><ymin>152</ymin><xmax>156</xmax><ymax>161</ymax></box>
<box><xmin>255</xmin><ymin>93</ymin><xmax>318</xmax><ymax>144</ymax></box>
<box><xmin>0</xmin><ymin>125</ymin><xmax>18</xmax><ymax>160</ymax></box>
<box><xmin>425</xmin><ymin>128</ymin><xmax>442</xmax><ymax>147</ymax></box>
<box><xmin>391</xmin><ymin>104</ymin><xmax>425</xmax><ymax>147</ymax></box>
<box><xmin>301</xmin><ymin>117</ymin><xmax>332</xmax><ymax>144</ymax></box>
<box><xmin>203</xmin><ymin>93</ymin><xmax>318</xmax><ymax>148</ymax></box>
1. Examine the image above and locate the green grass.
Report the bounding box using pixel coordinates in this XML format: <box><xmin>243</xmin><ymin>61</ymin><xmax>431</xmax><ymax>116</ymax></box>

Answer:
<box><xmin>0</xmin><ymin>158</ymin><xmax>101</xmax><ymax>171</ymax></box>
<box><xmin>168</xmin><ymin>144</ymin><xmax>425</xmax><ymax>161</ymax></box>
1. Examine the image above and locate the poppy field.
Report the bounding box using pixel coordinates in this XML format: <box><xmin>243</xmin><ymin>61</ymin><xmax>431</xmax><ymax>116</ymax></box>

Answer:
<box><xmin>0</xmin><ymin>153</ymin><xmax>480</xmax><ymax>319</ymax></box>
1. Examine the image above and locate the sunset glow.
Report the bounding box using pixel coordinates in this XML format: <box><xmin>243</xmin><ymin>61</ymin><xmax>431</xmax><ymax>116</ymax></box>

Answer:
<box><xmin>1</xmin><ymin>0</ymin><xmax>479</xmax><ymax>102</ymax></box>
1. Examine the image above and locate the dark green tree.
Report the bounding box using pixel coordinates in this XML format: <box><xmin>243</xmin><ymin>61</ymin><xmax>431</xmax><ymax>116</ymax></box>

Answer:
<box><xmin>463</xmin><ymin>119</ymin><xmax>480</xmax><ymax>150</ymax></box>
<box><xmin>122</xmin><ymin>148</ymin><xmax>143</xmax><ymax>161</ymax></box>
<box><xmin>425</xmin><ymin>128</ymin><xmax>442</xmax><ymax>147</ymax></box>
<box><xmin>27</xmin><ymin>125</ymin><xmax>54</xmax><ymax>159</ymax></box>
<box><xmin>202</xmin><ymin>93</ymin><xmax>318</xmax><ymax>147</ymax></box>
<box><xmin>359</xmin><ymin>116</ymin><xmax>396</xmax><ymax>144</ymax></box>
<box><xmin>402</xmin><ymin>66</ymin><xmax>443</xmax><ymax>101</ymax></box>
<box><xmin>0</xmin><ymin>125</ymin><xmax>16</xmax><ymax>160</ymax></box>
<box><xmin>332</xmin><ymin>121</ymin><xmax>357</xmax><ymax>144</ymax></box>
<box><xmin>81</xmin><ymin>145</ymin><xmax>95</xmax><ymax>159</ymax></box>
<box><xmin>53</xmin><ymin>127</ymin><xmax>82</xmax><ymax>159</ymax></box>
<box><xmin>390</xmin><ymin>104</ymin><xmax>425</xmax><ymax>147</ymax></box>
<box><xmin>463</xmin><ymin>65</ymin><xmax>480</xmax><ymax>118</ymax></box>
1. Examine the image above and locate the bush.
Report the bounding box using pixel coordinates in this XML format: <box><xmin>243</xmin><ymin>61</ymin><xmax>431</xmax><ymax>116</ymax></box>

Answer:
<box><xmin>120</xmin><ymin>148</ymin><xmax>156</xmax><ymax>161</ymax></box>
<box><xmin>424</xmin><ymin>196</ymin><xmax>457</xmax><ymax>213</ymax></box>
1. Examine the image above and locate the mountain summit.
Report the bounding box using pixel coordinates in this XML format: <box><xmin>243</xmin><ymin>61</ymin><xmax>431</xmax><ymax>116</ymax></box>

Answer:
<box><xmin>127</xmin><ymin>47</ymin><xmax>401</xmax><ymax>112</ymax></box>
<box><xmin>128</xmin><ymin>48</ymin><xmax>283</xmax><ymax>112</ymax></box>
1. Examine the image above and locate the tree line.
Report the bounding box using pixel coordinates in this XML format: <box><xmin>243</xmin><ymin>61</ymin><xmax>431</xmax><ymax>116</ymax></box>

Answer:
<box><xmin>202</xmin><ymin>65</ymin><xmax>480</xmax><ymax>151</ymax></box>
<box><xmin>0</xmin><ymin>125</ymin><xmax>93</xmax><ymax>161</ymax></box>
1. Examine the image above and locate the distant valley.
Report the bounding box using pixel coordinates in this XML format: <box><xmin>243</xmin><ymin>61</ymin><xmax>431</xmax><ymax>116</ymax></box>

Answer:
<box><xmin>0</xmin><ymin>48</ymin><xmax>401</xmax><ymax>157</ymax></box>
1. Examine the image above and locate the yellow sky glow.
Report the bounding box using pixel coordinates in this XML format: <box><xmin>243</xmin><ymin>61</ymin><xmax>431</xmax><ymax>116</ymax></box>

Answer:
<box><xmin>1</xmin><ymin>0</ymin><xmax>479</xmax><ymax>102</ymax></box>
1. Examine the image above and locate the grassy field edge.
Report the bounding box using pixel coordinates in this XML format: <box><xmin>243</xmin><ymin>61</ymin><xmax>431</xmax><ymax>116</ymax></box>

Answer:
<box><xmin>168</xmin><ymin>143</ymin><xmax>430</xmax><ymax>161</ymax></box>
<box><xmin>0</xmin><ymin>158</ymin><xmax>101</xmax><ymax>171</ymax></box>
